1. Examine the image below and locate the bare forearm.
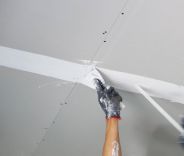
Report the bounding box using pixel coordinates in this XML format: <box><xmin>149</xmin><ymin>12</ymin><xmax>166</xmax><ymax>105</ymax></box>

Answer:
<box><xmin>94</xmin><ymin>79</ymin><xmax>123</xmax><ymax>156</ymax></box>
<box><xmin>103</xmin><ymin>118</ymin><xmax>122</xmax><ymax>156</ymax></box>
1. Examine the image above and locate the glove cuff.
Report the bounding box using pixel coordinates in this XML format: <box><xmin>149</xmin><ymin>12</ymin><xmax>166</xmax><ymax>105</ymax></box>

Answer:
<box><xmin>106</xmin><ymin>115</ymin><xmax>121</xmax><ymax>120</ymax></box>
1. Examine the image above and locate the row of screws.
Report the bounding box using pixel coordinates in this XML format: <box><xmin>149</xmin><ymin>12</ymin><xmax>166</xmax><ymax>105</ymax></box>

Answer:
<box><xmin>102</xmin><ymin>12</ymin><xmax>124</xmax><ymax>43</ymax></box>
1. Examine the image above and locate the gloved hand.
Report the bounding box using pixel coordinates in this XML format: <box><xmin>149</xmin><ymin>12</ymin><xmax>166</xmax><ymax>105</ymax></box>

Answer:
<box><xmin>94</xmin><ymin>79</ymin><xmax>123</xmax><ymax>119</ymax></box>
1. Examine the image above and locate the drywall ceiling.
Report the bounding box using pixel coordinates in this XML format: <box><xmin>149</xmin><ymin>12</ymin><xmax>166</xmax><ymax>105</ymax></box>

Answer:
<box><xmin>0</xmin><ymin>0</ymin><xmax>184</xmax><ymax>156</ymax></box>
<box><xmin>96</xmin><ymin>0</ymin><xmax>184</xmax><ymax>85</ymax></box>
<box><xmin>1</xmin><ymin>0</ymin><xmax>184</xmax><ymax>84</ymax></box>
<box><xmin>0</xmin><ymin>0</ymin><xmax>123</xmax><ymax>61</ymax></box>
<box><xmin>0</xmin><ymin>67</ymin><xmax>75</xmax><ymax>156</ymax></box>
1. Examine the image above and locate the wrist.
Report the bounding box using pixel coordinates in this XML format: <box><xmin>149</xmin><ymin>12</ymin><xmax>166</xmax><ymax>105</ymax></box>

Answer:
<box><xmin>106</xmin><ymin>117</ymin><xmax>120</xmax><ymax>127</ymax></box>
<box><xmin>106</xmin><ymin>111</ymin><xmax>121</xmax><ymax>120</ymax></box>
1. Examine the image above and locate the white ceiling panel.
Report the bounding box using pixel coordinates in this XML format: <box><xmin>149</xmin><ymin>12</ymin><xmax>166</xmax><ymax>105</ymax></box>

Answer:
<box><xmin>96</xmin><ymin>0</ymin><xmax>184</xmax><ymax>85</ymax></box>
<box><xmin>0</xmin><ymin>67</ymin><xmax>74</xmax><ymax>156</ymax></box>
<box><xmin>32</xmin><ymin>84</ymin><xmax>105</xmax><ymax>156</ymax></box>
<box><xmin>0</xmin><ymin>0</ymin><xmax>124</xmax><ymax>62</ymax></box>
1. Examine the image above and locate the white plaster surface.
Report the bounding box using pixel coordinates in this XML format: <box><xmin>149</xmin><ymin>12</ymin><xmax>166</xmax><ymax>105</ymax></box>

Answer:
<box><xmin>1</xmin><ymin>46</ymin><xmax>184</xmax><ymax>104</ymax></box>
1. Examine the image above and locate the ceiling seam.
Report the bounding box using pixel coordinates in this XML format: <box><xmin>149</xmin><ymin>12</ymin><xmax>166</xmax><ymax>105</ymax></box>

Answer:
<box><xmin>30</xmin><ymin>82</ymin><xmax>78</xmax><ymax>156</ymax></box>
<box><xmin>30</xmin><ymin>0</ymin><xmax>130</xmax><ymax>155</ymax></box>
<box><xmin>30</xmin><ymin>57</ymin><xmax>92</xmax><ymax>155</ymax></box>
<box><xmin>90</xmin><ymin>0</ymin><xmax>129</xmax><ymax>63</ymax></box>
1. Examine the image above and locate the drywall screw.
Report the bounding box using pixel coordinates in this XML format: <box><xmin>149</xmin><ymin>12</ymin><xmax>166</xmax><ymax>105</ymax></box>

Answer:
<box><xmin>102</xmin><ymin>31</ymin><xmax>107</xmax><ymax>35</ymax></box>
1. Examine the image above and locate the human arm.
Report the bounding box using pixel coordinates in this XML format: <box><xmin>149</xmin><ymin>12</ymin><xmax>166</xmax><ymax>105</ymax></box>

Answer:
<box><xmin>103</xmin><ymin>118</ymin><xmax>122</xmax><ymax>156</ymax></box>
<box><xmin>94</xmin><ymin>79</ymin><xmax>123</xmax><ymax>156</ymax></box>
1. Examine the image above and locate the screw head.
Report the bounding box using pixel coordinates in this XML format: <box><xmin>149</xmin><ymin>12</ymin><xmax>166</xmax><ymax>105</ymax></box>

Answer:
<box><xmin>102</xmin><ymin>31</ymin><xmax>107</xmax><ymax>35</ymax></box>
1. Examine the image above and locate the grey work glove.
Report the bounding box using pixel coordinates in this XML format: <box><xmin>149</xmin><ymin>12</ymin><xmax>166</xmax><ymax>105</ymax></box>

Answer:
<box><xmin>94</xmin><ymin>79</ymin><xmax>123</xmax><ymax>119</ymax></box>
